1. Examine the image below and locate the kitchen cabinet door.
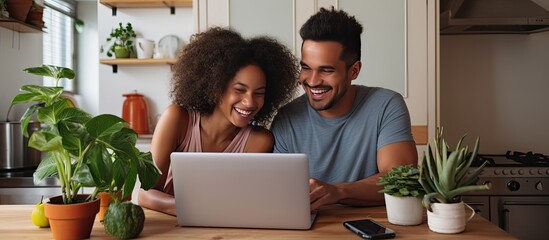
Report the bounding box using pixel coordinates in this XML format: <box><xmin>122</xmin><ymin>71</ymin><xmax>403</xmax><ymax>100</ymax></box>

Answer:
<box><xmin>194</xmin><ymin>0</ymin><xmax>436</xmax><ymax>151</ymax></box>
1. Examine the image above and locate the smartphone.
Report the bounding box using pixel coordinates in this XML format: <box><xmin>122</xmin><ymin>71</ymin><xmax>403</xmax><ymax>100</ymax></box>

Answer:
<box><xmin>343</xmin><ymin>219</ymin><xmax>396</xmax><ymax>239</ymax></box>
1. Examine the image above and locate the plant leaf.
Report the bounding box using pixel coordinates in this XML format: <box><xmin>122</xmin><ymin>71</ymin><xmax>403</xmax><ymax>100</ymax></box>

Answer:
<box><xmin>37</xmin><ymin>99</ymin><xmax>72</xmax><ymax>125</ymax></box>
<box><xmin>137</xmin><ymin>151</ymin><xmax>161</xmax><ymax>190</ymax></box>
<box><xmin>19</xmin><ymin>104</ymin><xmax>40</xmax><ymax>137</ymax></box>
<box><xmin>112</xmin><ymin>156</ymin><xmax>129</xmax><ymax>191</ymax></box>
<box><xmin>24</xmin><ymin>65</ymin><xmax>75</xmax><ymax>80</ymax></box>
<box><xmin>73</xmin><ymin>164</ymin><xmax>96</xmax><ymax>187</ymax></box>
<box><xmin>11</xmin><ymin>93</ymin><xmax>40</xmax><ymax>105</ymax></box>
<box><xmin>85</xmin><ymin>114</ymin><xmax>129</xmax><ymax>140</ymax></box>
<box><xmin>121</xmin><ymin>158</ymin><xmax>138</xmax><ymax>200</ymax></box>
<box><xmin>58</xmin><ymin>107</ymin><xmax>92</xmax><ymax>124</ymax></box>
<box><xmin>28</xmin><ymin>130</ymin><xmax>63</xmax><ymax>152</ymax></box>
<box><xmin>86</xmin><ymin>146</ymin><xmax>112</xmax><ymax>190</ymax></box>
<box><xmin>33</xmin><ymin>153</ymin><xmax>57</xmax><ymax>185</ymax></box>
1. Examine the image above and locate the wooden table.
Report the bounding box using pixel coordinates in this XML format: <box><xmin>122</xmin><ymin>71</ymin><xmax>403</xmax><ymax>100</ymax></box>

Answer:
<box><xmin>1</xmin><ymin>204</ymin><xmax>516</xmax><ymax>239</ymax></box>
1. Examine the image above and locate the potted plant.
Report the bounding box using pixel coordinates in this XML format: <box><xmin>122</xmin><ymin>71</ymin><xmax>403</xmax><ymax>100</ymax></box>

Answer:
<box><xmin>5</xmin><ymin>0</ymin><xmax>32</xmax><ymax>21</ymax></box>
<box><xmin>418</xmin><ymin>128</ymin><xmax>490</xmax><ymax>234</ymax></box>
<box><xmin>100</xmin><ymin>22</ymin><xmax>137</xmax><ymax>58</ymax></box>
<box><xmin>10</xmin><ymin>65</ymin><xmax>161</xmax><ymax>240</ymax></box>
<box><xmin>377</xmin><ymin>164</ymin><xmax>425</xmax><ymax>225</ymax></box>
<box><xmin>0</xmin><ymin>0</ymin><xmax>9</xmax><ymax>18</ymax></box>
<box><xmin>25</xmin><ymin>1</ymin><xmax>44</xmax><ymax>27</ymax></box>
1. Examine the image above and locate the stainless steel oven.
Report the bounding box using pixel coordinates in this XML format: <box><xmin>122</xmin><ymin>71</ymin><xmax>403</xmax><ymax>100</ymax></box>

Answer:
<box><xmin>0</xmin><ymin>167</ymin><xmax>61</xmax><ymax>204</ymax></box>
<box><xmin>463</xmin><ymin>151</ymin><xmax>549</xmax><ymax>240</ymax></box>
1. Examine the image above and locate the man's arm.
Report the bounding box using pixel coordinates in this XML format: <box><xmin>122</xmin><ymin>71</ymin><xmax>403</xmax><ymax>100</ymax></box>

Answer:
<box><xmin>309</xmin><ymin>141</ymin><xmax>417</xmax><ymax>210</ymax></box>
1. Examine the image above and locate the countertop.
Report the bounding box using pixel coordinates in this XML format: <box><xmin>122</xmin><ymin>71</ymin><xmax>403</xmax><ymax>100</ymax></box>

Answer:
<box><xmin>0</xmin><ymin>204</ymin><xmax>517</xmax><ymax>239</ymax></box>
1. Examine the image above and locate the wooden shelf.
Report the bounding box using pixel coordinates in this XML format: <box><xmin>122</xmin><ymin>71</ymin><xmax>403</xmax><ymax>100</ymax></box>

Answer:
<box><xmin>100</xmin><ymin>58</ymin><xmax>177</xmax><ymax>73</ymax></box>
<box><xmin>100</xmin><ymin>58</ymin><xmax>176</xmax><ymax>65</ymax></box>
<box><xmin>100</xmin><ymin>0</ymin><xmax>192</xmax><ymax>15</ymax></box>
<box><xmin>99</xmin><ymin>0</ymin><xmax>192</xmax><ymax>8</ymax></box>
<box><xmin>0</xmin><ymin>16</ymin><xmax>43</xmax><ymax>33</ymax></box>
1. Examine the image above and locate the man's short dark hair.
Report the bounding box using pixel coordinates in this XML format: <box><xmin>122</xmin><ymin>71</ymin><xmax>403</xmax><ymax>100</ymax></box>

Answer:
<box><xmin>299</xmin><ymin>7</ymin><xmax>363</xmax><ymax>68</ymax></box>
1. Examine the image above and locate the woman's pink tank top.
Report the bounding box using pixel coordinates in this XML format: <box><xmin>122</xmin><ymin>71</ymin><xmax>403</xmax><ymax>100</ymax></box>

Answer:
<box><xmin>163</xmin><ymin>110</ymin><xmax>252</xmax><ymax>195</ymax></box>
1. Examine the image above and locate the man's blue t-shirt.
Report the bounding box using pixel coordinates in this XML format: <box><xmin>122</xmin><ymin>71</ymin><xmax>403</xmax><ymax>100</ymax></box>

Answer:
<box><xmin>271</xmin><ymin>85</ymin><xmax>414</xmax><ymax>184</ymax></box>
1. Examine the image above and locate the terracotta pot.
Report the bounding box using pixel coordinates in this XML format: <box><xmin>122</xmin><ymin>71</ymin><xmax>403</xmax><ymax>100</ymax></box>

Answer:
<box><xmin>6</xmin><ymin>0</ymin><xmax>32</xmax><ymax>22</ymax></box>
<box><xmin>97</xmin><ymin>192</ymin><xmax>132</xmax><ymax>222</ymax></box>
<box><xmin>44</xmin><ymin>194</ymin><xmax>100</xmax><ymax>240</ymax></box>
<box><xmin>25</xmin><ymin>5</ymin><xmax>43</xmax><ymax>27</ymax></box>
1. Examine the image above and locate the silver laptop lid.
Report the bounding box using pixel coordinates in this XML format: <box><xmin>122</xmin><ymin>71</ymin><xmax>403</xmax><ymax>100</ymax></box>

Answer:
<box><xmin>170</xmin><ymin>152</ymin><xmax>313</xmax><ymax>229</ymax></box>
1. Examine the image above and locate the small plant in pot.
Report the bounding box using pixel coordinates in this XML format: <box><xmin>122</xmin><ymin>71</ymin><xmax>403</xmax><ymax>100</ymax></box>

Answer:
<box><xmin>418</xmin><ymin>128</ymin><xmax>490</xmax><ymax>234</ymax></box>
<box><xmin>10</xmin><ymin>65</ymin><xmax>161</xmax><ymax>240</ymax></box>
<box><xmin>100</xmin><ymin>22</ymin><xmax>137</xmax><ymax>58</ymax></box>
<box><xmin>377</xmin><ymin>164</ymin><xmax>426</xmax><ymax>225</ymax></box>
<box><xmin>0</xmin><ymin>0</ymin><xmax>9</xmax><ymax>18</ymax></box>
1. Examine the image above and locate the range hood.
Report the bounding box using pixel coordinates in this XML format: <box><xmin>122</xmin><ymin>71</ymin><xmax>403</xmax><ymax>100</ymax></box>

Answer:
<box><xmin>441</xmin><ymin>0</ymin><xmax>549</xmax><ymax>34</ymax></box>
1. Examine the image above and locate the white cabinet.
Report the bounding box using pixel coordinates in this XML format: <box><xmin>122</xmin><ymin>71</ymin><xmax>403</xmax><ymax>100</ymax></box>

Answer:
<box><xmin>194</xmin><ymin>0</ymin><xmax>436</xmax><ymax>148</ymax></box>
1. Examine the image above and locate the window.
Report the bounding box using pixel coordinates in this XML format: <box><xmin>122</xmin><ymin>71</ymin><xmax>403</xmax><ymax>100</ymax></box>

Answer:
<box><xmin>42</xmin><ymin>0</ymin><xmax>76</xmax><ymax>92</ymax></box>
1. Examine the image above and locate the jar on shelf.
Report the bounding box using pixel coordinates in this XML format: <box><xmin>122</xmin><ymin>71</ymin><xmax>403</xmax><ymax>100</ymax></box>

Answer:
<box><xmin>122</xmin><ymin>91</ymin><xmax>149</xmax><ymax>135</ymax></box>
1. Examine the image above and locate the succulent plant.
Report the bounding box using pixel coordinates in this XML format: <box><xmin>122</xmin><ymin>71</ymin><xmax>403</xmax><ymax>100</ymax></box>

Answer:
<box><xmin>419</xmin><ymin>128</ymin><xmax>490</xmax><ymax>211</ymax></box>
<box><xmin>377</xmin><ymin>164</ymin><xmax>425</xmax><ymax>198</ymax></box>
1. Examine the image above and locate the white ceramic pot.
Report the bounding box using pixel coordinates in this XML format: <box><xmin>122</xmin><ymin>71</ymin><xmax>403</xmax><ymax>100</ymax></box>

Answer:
<box><xmin>427</xmin><ymin>201</ymin><xmax>475</xmax><ymax>234</ymax></box>
<box><xmin>384</xmin><ymin>193</ymin><xmax>423</xmax><ymax>225</ymax></box>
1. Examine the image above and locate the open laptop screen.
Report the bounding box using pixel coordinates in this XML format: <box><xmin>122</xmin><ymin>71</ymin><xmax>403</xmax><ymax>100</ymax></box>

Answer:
<box><xmin>170</xmin><ymin>152</ymin><xmax>314</xmax><ymax>229</ymax></box>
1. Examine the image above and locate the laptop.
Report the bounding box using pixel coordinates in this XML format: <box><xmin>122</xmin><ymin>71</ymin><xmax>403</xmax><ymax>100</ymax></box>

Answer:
<box><xmin>170</xmin><ymin>152</ymin><xmax>316</xmax><ymax>230</ymax></box>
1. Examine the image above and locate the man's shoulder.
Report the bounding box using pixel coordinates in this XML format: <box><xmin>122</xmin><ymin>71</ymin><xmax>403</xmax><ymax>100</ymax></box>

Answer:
<box><xmin>355</xmin><ymin>86</ymin><xmax>404</xmax><ymax>107</ymax></box>
<box><xmin>356</xmin><ymin>85</ymin><xmax>400</xmax><ymax>98</ymax></box>
<box><xmin>278</xmin><ymin>94</ymin><xmax>308</xmax><ymax>114</ymax></box>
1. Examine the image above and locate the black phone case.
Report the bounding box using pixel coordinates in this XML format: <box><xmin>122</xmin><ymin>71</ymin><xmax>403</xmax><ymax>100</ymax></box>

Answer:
<box><xmin>343</xmin><ymin>220</ymin><xmax>396</xmax><ymax>239</ymax></box>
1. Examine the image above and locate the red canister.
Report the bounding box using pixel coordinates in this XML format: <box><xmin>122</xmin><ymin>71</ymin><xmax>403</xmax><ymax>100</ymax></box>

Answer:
<box><xmin>122</xmin><ymin>92</ymin><xmax>149</xmax><ymax>135</ymax></box>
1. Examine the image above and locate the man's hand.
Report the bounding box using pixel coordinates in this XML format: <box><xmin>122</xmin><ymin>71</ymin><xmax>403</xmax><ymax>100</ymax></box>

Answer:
<box><xmin>309</xmin><ymin>178</ymin><xmax>342</xmax><ymax>211</ymax></box>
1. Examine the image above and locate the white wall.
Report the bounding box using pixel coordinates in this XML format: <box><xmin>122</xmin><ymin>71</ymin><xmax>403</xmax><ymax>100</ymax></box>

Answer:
<box><xmin>77</xmin><ymin>1</ymin><xmax>99</xmax><ymax>115</ymax></box>
<box><xmin>440</xmin><ymin>30</ymin><xmax>549</xmax><ymax>154</ymax></box>
<box><xmin>97</xmin><ymin>4</ymin><xmax>194</xmax><ymax>133</ymax></box>
<box><xmin>0</xmin><ymin>28</ymin><xmax>42</xmax><ymax>122</ymax></box>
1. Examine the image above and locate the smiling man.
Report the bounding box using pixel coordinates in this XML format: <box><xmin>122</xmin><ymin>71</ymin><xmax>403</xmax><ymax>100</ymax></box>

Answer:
<box><xmin>271</xmin><ymin>7</ymin><xmax>418</xmax><ymax>211</ymax></box>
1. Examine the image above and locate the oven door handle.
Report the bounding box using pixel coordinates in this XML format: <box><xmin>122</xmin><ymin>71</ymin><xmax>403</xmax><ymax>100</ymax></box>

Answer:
<box><xmin>502</xmin><ymin>208</ymin><xmax>510</xmax><ymax>231</ymax></box>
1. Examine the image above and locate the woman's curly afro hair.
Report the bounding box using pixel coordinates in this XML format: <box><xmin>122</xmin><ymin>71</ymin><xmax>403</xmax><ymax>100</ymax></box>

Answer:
<box><xmin>170</xmin><ymin>27</ymin><xmax>299</xmax><ymax>126</ymax></box>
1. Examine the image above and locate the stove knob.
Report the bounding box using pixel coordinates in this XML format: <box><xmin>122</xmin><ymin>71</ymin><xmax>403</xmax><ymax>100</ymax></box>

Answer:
<box><xmin>530</xmin><ymin>169</ymin><xmax>536</xmax><ymax>175</ymax></box>
<box><xmin>502</xmin><ymin>169</ymin><xmax>509</xmax><ymax>175</ymax></box>
<box><xmin>518</xmin><ymin>169</ymin><xmax>524</xmax><ymax>175</ymax></box>
<box><xmin>536</xmin><ymin>181</ymin><xmax>543</xmax><ymax>191</ymax></box>
<box><xmin>539</xmin><ymin>169</ymin><xmax>544</xmax><ymax>175</ymax></box>
<box><xmin>511</xmin><ymin>169</ymin><xmax>517</xmax><ymax>175</ymax></box>
<box><xmin>494</xmin><ymin>169</ymin><xmax>500</xmax><ymax>175</ymax></box>
<box><xmin>507</xmin><ymin>180</ymin><xmax>520</xmax><ymax>191</ymax></box>
<box><xmin>546</xmin><ymin>169</ymin><xmax>549</xmax><ymax>175</ymax></box>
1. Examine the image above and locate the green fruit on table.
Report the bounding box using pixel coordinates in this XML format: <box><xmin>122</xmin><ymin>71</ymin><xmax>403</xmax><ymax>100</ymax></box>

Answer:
<box><xmin>31</xmin><ymin>196</ymin><xmax>49</xmax><ymax>228</ymax></box>
<box><xmin>103</xmin><ymin>201</ymin><xmax>145</xmax><ymax>239</ymax></box>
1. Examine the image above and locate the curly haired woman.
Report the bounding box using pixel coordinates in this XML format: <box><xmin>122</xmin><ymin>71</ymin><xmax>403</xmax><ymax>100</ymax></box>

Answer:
<box><xmin>138</xmin><ymin>27</ymin><xmax>299</xmax><ymax>216</ymax></box>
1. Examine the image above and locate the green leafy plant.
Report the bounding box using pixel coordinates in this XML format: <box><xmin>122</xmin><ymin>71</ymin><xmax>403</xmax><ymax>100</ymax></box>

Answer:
<box><xmin>0</xmin><ymin>0</ymin><xmax>7</xmax><ymax>16</ymax></box>
<box><xmin>10</xmin><ymin>65</ymin><xmax>161</xmax><ymax>204</ymax></box>
<box><xmin>418</xmin><ymin>128</ymin><xmax>490</xmax><ymax>211</ymax></box>
<box><xmin>100</xmin><ymin>22</ymin><xmax>137</xmax><ymax>58</ymax></box>
<box><xmin>377</xmin><ymin>164</ymin><xmax>425</xmax><ymax>198</ymax></box>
